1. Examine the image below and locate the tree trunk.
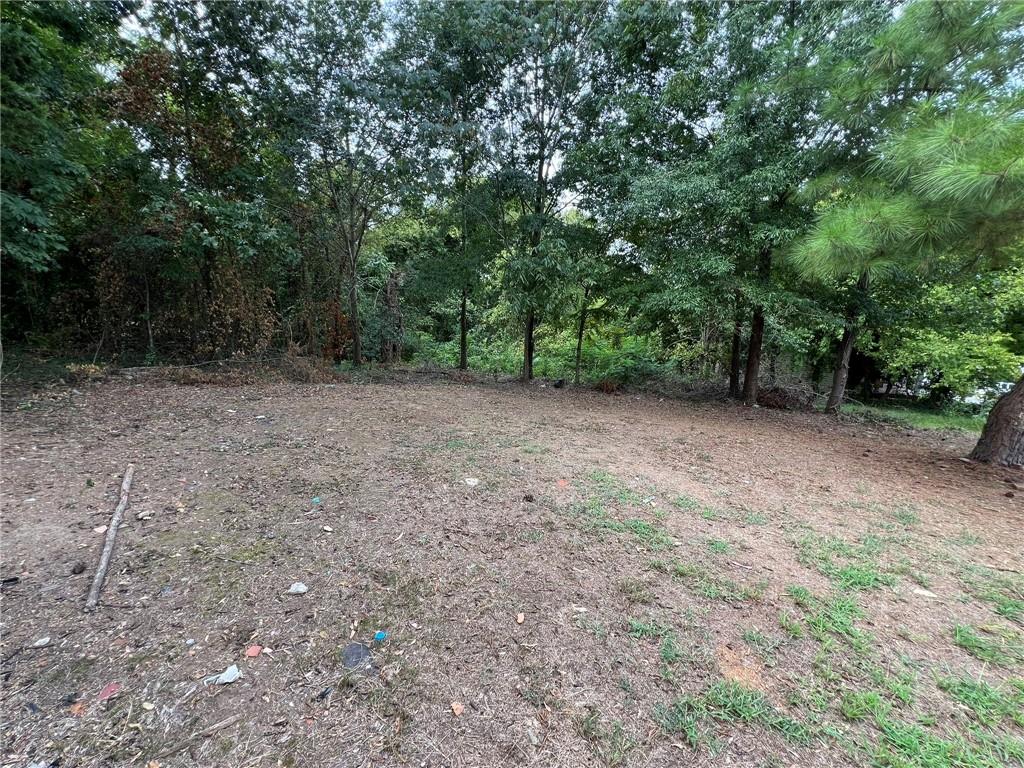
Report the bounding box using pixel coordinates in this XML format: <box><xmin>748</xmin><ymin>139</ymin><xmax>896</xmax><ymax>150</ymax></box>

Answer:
<box><xmin>825</xmin><ymin>326</ymin><xmax>855</xmax><ymax>414</ymax></box>
<box><xmin>970</xmin><ymin>375</ymin><xmax>1024</xmax><ymax>465</ymax></box>
<box><xmin>825</xmin><ymin>271</ymin><xmax>869</xmax><ymax>415</ymax></box>
<box><xmin>729</xmin><ymin>307</ymin><xmax>742</xmax><ymax>399</ymax></box>
<box><xmin>459</xmin><ymin>286</ymin><xmax>468</xmax><ymax>370</ymax></box>
<box><xmin>574</xmin><ymin>286</ymin><xmax>590</xmax><ymax>386</ymax></box>
<box><xmin>742</xmin><ymin>248</ymin><xmax>771</xmax><ymax>406</ymax></box>
<box><xmin>347</xmin><ymin>258</ymin><xmax>361</xmax><ymax>366</ymax></box>
<box><xmin>742</xmin><ymin>307</ymin><xmax>764</xmax><ymax>405</ymax></box>
<box><xmin>522</xmin><ymin>309</ymin><xmax>535</xmax><ymax>382</ymax></box>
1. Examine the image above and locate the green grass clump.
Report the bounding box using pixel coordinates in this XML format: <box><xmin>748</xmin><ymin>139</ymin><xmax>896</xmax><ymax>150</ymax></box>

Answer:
<box><xmin>674</xmin><ymin>494</ymin><xmax>719</xmax><ymax>519</ymax></box>
<box><xmin>654</xmin><ymin>681</ymin><xmax>812</xmax><ymax>749</ymax></box>
<box><xmin>870</xmin><ymin>717</ymin><xmax>1017</xmax><ymax>768</ymax></box>
<box><xmin>786</xmin><ymin>587</ymin><xmax>871</xmax><ymax>651</ymax></box>
<box><xmin>660</xmin><ymin>633</ymin><xmax>684</xmax><ymax>664</ymax></box>
<box><xmin>627</xmin><ymin>618</ymin><xmax>671</xmax><ymax>639</ymax></box>
<box><xmin>840</xmin><ymin>690</ymin><xmax>891</xmax><ymax>722</ymax></box>
<box><xmin>779</xmin><ymin>611</ymin><xmax>804</xmax><ymax>638</ymax></box>
<box><xmin>795</xmin><ymin>533</ymin><xmax>896</xmax><ymax>592</ymax></box>
<box><xmin>625</xmin><ymin>519</ymin><xmax>673</xmax><ymax>550</ymax></box>
<box><xmin>953</xmin><ymin>625</ymin><xmax>1024</xmax><ymax>666</ymax></box>
<box><xmin>938</xmin><ymin>675</ymin><xmax>1024</xmax><ymax>727</ymax></box>
<box><xmin>707</xmin><ymin>538</ymin><xmax>731</xmax><ymax>554</ymax></box>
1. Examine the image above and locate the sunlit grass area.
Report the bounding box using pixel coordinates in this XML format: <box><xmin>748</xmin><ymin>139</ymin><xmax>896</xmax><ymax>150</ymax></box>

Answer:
<box><xmin>844</xmin><ymin>403</ymin><xmax>986</xmax><ymax>433</ymax></box>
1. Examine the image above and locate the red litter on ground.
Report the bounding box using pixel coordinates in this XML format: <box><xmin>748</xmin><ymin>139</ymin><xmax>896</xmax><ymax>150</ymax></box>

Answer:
<box><xmin>97</xmin><ymin>682</ymin><xmax>121</xmax><ymax>701</ymax></box>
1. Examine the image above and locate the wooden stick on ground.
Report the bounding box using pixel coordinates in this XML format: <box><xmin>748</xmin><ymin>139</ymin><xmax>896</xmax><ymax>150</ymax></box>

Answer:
<box><xmin>85</xmin><ymin>464</ymin><xmax>135</xmax><ymax>612</ymax></box>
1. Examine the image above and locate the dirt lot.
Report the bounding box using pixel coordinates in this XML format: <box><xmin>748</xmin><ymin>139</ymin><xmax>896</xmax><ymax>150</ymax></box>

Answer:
<box><xmin>2</xmin><ymin>374</ymin><xmax>1022</xmax><ymax>768</ymax></box>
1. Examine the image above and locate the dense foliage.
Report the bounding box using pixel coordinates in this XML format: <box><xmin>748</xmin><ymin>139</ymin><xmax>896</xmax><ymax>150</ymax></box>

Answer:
<box><xmin>1</xmin><ymin>0</ymin><xmax>1022</xmax><ymax>460</ymax></box>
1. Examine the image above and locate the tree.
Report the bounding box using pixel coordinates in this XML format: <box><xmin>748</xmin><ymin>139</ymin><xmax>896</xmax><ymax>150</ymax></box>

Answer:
<box><xmin>488</xmin><ymin>0</ymin><xmax>606</xmax><ymax>381</ymax></box>
<box><xmin>399</xmin><ymin>0</ymin><xmax>507</xmax><ymax>369</ymax></box>
<box><xmin>273</xmin><ymin>0</ymin><xmax>417</xmax><ymax>365</ymax></box>
<box><xmin>0</xmin><ymin>1</ymin><xmax>133</xmax><ymax>332</ymax></box>
<box><xmin>795</xmin><ymin>0</ymin><xmax>1024</xmax><ymax>460</ymax></box>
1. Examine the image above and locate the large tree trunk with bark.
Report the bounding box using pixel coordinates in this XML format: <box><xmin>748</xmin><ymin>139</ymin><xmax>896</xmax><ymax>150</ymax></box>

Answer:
<box><xmin>742</xmin><ymin>248</ymin><xmax>771</xmax><ymax>406</ymax></box>
<box><xmin>522</xmin><ymin>309</ymin><xmax>536</xmax><ymax>382</ymax></box>
<box><xmin>574</xmin><ymin>287</ymin><xmax>590</xmax><ymax>386</ymax></box>
<box><xmin>825</xmin><ymin>327</ymin><xmax>855</xmax><ymax>414</ymax></box>
<box><xmin>742</xmin><ymin>307</ymin><xmax>764</xmax><ymax>405</ymax></box>
<box><xmin>729</xmin><ymin>301</ymin><xmax>742</xmax><ymax>399</ymax></box>
<box><xmin>970</xmin><ymin>375</ymin><xmax>1024</xmax><ymax>465</ymax></box>
<box><xmin>459</xmin><ymin>287</ymin><xmax>468</xmax><ymax>370</ymax></box>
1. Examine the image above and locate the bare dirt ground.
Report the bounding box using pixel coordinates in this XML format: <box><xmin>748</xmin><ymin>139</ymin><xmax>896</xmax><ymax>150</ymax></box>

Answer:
<box><xmin>2</xmin><ymin>373</ymin><xmax>1022</xmax><ymax>768</ymax></box>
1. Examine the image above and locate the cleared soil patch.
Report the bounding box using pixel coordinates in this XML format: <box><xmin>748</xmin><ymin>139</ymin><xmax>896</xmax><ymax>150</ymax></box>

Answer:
<box><xmin>1</xmin><ymin>376</ymin><xmax>1021</xmax><ymax>767</ymax></box>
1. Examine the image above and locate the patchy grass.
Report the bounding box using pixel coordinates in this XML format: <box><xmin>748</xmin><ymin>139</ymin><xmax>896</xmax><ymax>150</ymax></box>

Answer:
<box><xmin>574</xmin><ymin>707</ymin><xmax>636</xmax><ymax>767</ymax></box>
<box><xmin>793</xmin><ymin>531</ymin><xmax>897</xmax><ymax>592</ymax></box>
<box><xmin>866</xmin><ymin>716</ymin><xmax>1022</xmax><ymax>768</ymax></box>
<box><xmin>662</xmin><ymin>560</ymin><xmax>766</xmax><ymax>603</ymax></box>
<box><xmin>843</xmin><ymin>403</ymin><xmax>985</xmax><ymax>433</ymax></box>
<box><xmin>742</xmin><ymin>628</ymin><xmax>782</xmax><ymax>667</ymax></box>
<box><xmin>958</xmin><ymin>565</ymin><xmax>1024</xmax><ymax>624</ymax></box>
<box><xmin>953</xmin><ymin>624</ymin><xmax>1024</xmax><ymax>666</ymax></box>
<box><xmin>673</xmin><ymin>494</ymin><xmax>719</xmax><ymax>519</ymax></box>
<box><xmin>627</xmin><ymin>618</ymin><xmax>671</xmax><ymax>639</ymax></box>
<box><xmin>655</xmin><ymin>681</ymin><xmax>812</xmax><ymax>749</ymax></box>
<box><xmin>840</xmin><ymin>690</ymin><xmax>891</xmax><ymax>721</ymax></box>
<box><xmin>937</xmin><ymin>674</ymin><xmax>1024</xmax><ymax>727</ymax></box>
<box><xmin>618</xmin><ymin>577</ymin><xmax>654</xmax><ymax>605</ymax></box>
<box><xmin>706</xmin><ymin>538</ymin><xmax>732</xmax><ymax>555</ymax></box>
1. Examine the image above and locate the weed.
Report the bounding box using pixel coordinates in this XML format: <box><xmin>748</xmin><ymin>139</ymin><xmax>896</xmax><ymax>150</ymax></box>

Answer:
<box><xmin>575</xmin><ymin>614</ymin><xmax>608</xmax><ymax>639</ymax></box>
<box><xmin>794</xmin><ymin>532</ymin><xmax>896</xmax><ymax>592</ymax></box>
<box><xmin>625</xmin><ymin>519</ymin><xmax>673</xmax><ymax>550</ymax></box>
<box><xmin>673</xmin><ymin>495</ymin><xmax>701</xmax><ymax>512</ymax></box>
<box><xmin>890</xmin><ymin>505</ymin><xmax>920</xmax><ymax>526</ymax></box>
<box><xmin>951</xmin><ymin>530</ymin><xmax>982</xmax><ymax>547</ymax></box>
<box><xmin>869</xmin><ymin>716</ymin><xmax>1015</xmax><ymax>768</ymax></box>
<box><xmin>655</xmin><ymin>681</ymin><xmax>811</xmax><ymax>749</ymax></box>
<box><xmin>744</xmin><ymin>511</ymin><xmax>768</xmax><ymax>525</ymax></box>
<box><xmin>674</xmin><ymin>494</ymin><xmax>718</xmax><ymax>519</ymax></box>
<box><xmin>835</xmin><ymin>563</ymin><xmax>895</xmax><ymax>591</ymax></box>
<box><xmin>702</xmin><ymin>681</ymin><xmax>812</xmax><ymax>744</ymax></box>
<box><xmin>660</xmin><ymin>633</ymin><xmax>684</xmax><ymax>664</ymax></box>
<box><xmin>653</xmin><ymin>696</ymin><xmax>705</xmax><ymax>749</ymax></box>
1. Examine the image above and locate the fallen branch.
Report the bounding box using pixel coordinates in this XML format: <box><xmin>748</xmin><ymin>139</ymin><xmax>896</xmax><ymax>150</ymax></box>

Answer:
<box><xmin>85</xmin><ymin>464</ymin><xmax>135</xmax><ymax>611</ymax></box>
<box><xmin>151</xmin><ymin>713</ymin><xmax>243</xmax><ymax>760</ymax></box>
